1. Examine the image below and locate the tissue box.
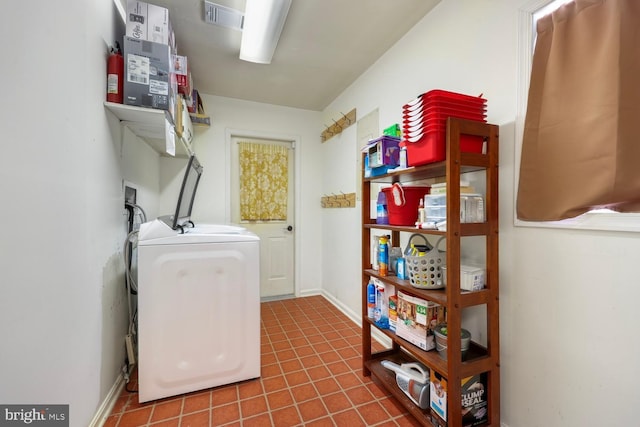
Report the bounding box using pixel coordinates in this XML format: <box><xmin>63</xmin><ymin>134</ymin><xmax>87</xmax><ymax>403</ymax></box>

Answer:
<box><xmin>442</xmin><ymin>265</ymin><xmax>485</xmax><ymax>291</ymax></box>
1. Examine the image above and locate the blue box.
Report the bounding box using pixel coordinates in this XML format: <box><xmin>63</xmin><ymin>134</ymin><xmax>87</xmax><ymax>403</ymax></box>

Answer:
<box><xmin>371</xmin><ymin>165</ymin><xmax>392</xmax><ymax>176</ymax></box>
<box><xmin>396</xmin><ymin>257</ymin><xmax>407</xmax><ymax>279</ymax></box>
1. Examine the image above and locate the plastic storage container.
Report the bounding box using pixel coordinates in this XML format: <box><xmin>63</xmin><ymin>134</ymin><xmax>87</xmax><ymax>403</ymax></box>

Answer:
<box><xmin>402</xmin><ymin>89</ymin><xmax>488</xmax><ymax>166</ymax></box>
<box><xmin>424</xmin><ymin>194</ymin><xmax>485</xmax><ymax>223</ymax></box>
<box><xmin>442</xmin><ymin>264</ymin><xmax>485</xmax><ymax>291</ymax></box>
<box><xmin>382</xmin><ymin>184</ymin><xmax>430</xmax><ymax>226</ymax></box>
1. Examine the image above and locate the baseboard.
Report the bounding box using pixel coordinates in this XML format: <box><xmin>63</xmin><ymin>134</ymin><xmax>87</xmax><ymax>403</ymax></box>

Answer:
<box><xmin>319</xmin><ymin>290</ymin><xmax>392</xmax><ymax>348</ymax></box>
<box><xmin>88</xmin><ymin>368</ymin><xmax>128</xmax><ymax>427</ymax></box>
<box><xmin>298</xmin><ymin>288</ymin><xmax>322</xmax><ymax>298</ymax></box>
<box><xmin>319</xmin><ymin>290</ymin><xmax>361</xmax><ymax>326</ymax></box>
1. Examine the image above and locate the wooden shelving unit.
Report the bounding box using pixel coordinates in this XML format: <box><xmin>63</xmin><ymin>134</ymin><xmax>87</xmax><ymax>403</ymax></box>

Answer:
<box><xmin>361</xmin><ymin>118</ymin><xmax>500</xmax><ymax>427</ymax></box>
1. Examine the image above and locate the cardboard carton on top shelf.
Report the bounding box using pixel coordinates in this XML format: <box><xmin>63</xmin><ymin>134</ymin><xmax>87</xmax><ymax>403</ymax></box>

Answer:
<box><xmin>123</xmin><ymin>36</ymin><xmax>173</xmax><ymax>112</ymax></box>
<box><xmin>126</xmin><ymin>0</ymin><xmax>171</xmax><ymax>45</ymax></box>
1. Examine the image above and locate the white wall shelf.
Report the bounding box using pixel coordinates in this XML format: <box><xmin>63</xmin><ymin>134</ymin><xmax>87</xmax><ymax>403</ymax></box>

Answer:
<box><xmin>104</xmin><ymin>101</ymin><xmax>193</xmax><ymax>158</ymax></box>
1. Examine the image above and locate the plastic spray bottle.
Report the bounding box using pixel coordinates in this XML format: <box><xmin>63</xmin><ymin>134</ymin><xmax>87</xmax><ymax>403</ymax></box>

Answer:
<box><xmin>379</xmin><ymin>235</ymin><xmax>389</xmax><ymax>276</ymax></box>
<box><xmin>367</xmin><ymin>281</ymin><xmax>376</xmax><ymax>319</ymax></box>
<box><xmin>374</xmin><ymin>283</ymin><xmax>389</xmax><ymax>329</ymax></box>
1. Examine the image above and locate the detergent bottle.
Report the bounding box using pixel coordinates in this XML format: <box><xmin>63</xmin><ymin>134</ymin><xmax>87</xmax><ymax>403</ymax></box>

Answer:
<box><xmin>376</xmin><ymin>191</ymin><xmax>389</xmax><ymax>224</ymax></box>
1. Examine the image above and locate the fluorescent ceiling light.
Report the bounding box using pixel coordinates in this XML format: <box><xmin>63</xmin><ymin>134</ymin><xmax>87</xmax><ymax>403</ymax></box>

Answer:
<box><xmin>240</xmin><ymin>0</ymin><xmax>292</xmax><ymax>64</ymax></box>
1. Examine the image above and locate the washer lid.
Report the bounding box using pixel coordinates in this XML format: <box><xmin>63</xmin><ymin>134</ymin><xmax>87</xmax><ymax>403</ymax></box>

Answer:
<box><xmin>138</xmin><ymin>219</ymin><xmax>259</xmax><ymax>245</ymax></box>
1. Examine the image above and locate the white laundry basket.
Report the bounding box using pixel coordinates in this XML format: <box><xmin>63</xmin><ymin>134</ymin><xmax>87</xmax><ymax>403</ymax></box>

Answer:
<box><xmin>405</xmin><ymin>236</ymin><xmax>445</xmax><ymax>290</ymax></box>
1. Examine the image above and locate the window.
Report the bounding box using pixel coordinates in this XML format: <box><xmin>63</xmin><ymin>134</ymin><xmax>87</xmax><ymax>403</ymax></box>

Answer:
<box><xmin>515</xmin><ymin>0</ymin><xmax>640</xmax><ymax>232</ymax></box>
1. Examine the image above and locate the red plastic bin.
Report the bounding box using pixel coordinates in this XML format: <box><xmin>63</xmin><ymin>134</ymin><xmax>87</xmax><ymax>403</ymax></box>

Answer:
<box><xmin>404</xmin><ymin>90</ymin><xmax>487</xmax><ymax>109</ymax></box>
<box><xmin>404</xmin><ymin>130</ymin><xmax>484</xmax><ymax>166</ymax></box>
<box><xmin>381</xmin><ymin>185</ymin><xmax>431</xmax><ymax>226</ymax></box>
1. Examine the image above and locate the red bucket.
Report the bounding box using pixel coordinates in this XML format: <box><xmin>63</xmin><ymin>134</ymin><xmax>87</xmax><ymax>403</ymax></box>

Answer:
<box><xmin>382</xmin><ymin>184</ymin><xmax>431</xmax><ymax>226</ymax></box>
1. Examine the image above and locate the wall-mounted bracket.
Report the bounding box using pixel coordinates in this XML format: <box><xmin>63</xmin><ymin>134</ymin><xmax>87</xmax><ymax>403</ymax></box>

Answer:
<box><xmin>321</xmin><ymin>108</ymin><xmax>357</xmax><ymax>142</ymax></box>
<box><xmin>321</xmin><ymin>192</ymin><xmax>356</xmax><ymax>208</ymax></box>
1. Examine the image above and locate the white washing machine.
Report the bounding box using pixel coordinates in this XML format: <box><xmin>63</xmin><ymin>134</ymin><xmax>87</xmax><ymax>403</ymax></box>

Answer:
<box><xmin>137</xmin><ymin>219</ymin><xmax>260</xmax><ymax>403</ymax></box>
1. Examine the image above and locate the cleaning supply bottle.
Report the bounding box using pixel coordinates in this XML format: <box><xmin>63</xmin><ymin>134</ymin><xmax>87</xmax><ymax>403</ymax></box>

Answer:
<box><xmin>374</xmin><ymin>283</ymin><xmax>389</xmax><ymax>329</ymax></box>
<box><xmin>379</xmin><ymin>235</ymin><xmax>389</xmax><ymax>276</ymax></box>
<box><xmin>399</xmin><ymin>142</ymin><xmax>408</xmax><ymax>168</ymax></box>
<box><xmin>417</xmin><ymin>198</ymin><xmax>426</xmax><ymax>225</ymax></box>
<box><xmin>367</xmin><ymin>281</ymin><xmax>376</xmax><ymax>319</ymax></box>
<box><xmin>376</xmin><ymin>190</ymin><xmax>389</xmax><ymax>224</ymax></box>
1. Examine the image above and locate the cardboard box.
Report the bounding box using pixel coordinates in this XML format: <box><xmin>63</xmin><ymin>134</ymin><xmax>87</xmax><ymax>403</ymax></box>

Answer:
<box><xmin>430</xmin><ymin>371</ymin><xmax>488</xmax><ymax>427</ymax></box>
<box><xmin>366</xmin><ymin>136</ymin><xmax>401</xmax><ymax>168</ymax></box>
<box><xmin>123</xmin><ymin>36</ymin><xmax>172</xmax><ymax>111</ymax></box>
<box><xmin>388</xmin><ymin>295</ymin><xmax>398</xmax><ymax>332</ymax></box>
<box><xmin>189</xmin><ymin>114</ymin><xmax>211</xmax><ymax>126</ymax></box>
<box><xmin>395</xmin><ymin>291</ymin><xmax>446</xmax><ymax>351</ymax></box>
<box><xmin>126</xmin><ymin>0</ymin><xmax>170</xmax><ymax>44</ymax></box>
<box><xmin>188</xmin><ymin>89</ymin><xmax>206</xmax><ymax>114</ymax></box>
<box><xmin>172</xmin><ymin>55</ymin><xmax>191</xmax><ymax>96</ymax></box>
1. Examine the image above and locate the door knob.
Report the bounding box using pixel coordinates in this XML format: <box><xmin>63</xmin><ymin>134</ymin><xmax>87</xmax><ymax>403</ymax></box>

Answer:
<box><xmin>285</xmin><ymin>225</ymin><xmax>293</xmax><ymax>231</ymax></box>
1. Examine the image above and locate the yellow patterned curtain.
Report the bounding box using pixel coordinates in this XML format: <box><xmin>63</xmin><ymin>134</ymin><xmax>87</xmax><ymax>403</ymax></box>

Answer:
<box><xmin>239</xmin><ymin>142</ymin><xmax>288</xmax><ymax>221</ymax></box>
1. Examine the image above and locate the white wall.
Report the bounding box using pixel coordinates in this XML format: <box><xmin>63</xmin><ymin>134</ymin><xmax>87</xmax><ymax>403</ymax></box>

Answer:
<box><xmin>4</xmin><ymin>1</ymin><xmax>637</xmax><ymax>426</ymax></box>
<box><xmin>0</xmin><ymin>0</ymin><xmax>143</xmax><ymax>425</ymax></box>
<box><xmin>0</xmin><ymin>3</ymin><xmax>322</xmax><ymax>424</ymax></box>
<box><xmin>164</xmin><ymin>94</ymin><xmax>325</xmax><ymax>296</ymax></box>
<box><xmin>319</xmin><ymin>124</ymin><xmax>364</xmax><ymax>321</ymax></box>
<box><xmin>322</xmin><ymin>1</ymin><xmax>640</xmax><ymax>426</ymax></box>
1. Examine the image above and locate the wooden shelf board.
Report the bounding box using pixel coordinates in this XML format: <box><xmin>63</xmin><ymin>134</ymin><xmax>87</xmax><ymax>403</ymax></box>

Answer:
<box><xmin>364</xmin><ymin>269</ymin><xmax>492</xmax><ymax>308</ymax></box>
<box><xmin>104</xmin><ymin>101</ymin><xmax>192</xmax><ymax>158</ymax></box>
<box><xmin>365</xmin><ymin>352</ymin><xmax>436</xmax><ymax>426</ymax></box>
<box><xmin>365</xmin><ymin>163</ymin><xmax>486</xmax><ymax>184</ymax></box>
<box><xmin>364</xmin><ymin>222</ymin><xmax>489</xmax><ymax>237</ymax></box>
<box><xmin>366</xmin><ymin>319</ymin><xmax>489</xmax><ymax>376</ymax></box>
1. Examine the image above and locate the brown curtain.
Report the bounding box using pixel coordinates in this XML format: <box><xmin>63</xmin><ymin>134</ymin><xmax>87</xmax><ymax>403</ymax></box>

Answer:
<box><xmin>516</xmin><ymin>0</ymin><xmax>640</xmax><ymax>221</ymax></box>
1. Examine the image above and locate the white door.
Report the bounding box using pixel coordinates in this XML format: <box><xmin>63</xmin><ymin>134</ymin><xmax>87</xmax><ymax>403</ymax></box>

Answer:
<box><xmin>230</xmin><ymin>136</ymin><xmax>295</xmax><ymax>298</ymax></box>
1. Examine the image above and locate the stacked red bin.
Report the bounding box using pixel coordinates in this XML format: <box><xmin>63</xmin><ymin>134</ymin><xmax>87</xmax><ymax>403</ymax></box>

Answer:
<box><xmin>402</xmin><ymin>90</ymin><xmax>487</xmax><ymax>166</ymax></box>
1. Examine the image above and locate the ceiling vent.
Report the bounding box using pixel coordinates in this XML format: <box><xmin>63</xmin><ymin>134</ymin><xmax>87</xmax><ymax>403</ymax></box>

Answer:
<box><xmin>204</xmin><ymin>1</ymin><xmax>244</xmax><ymax>30</ymax></box>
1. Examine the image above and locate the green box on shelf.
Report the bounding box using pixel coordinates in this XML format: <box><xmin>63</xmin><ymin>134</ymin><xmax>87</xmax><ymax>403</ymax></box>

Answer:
<box><xmin>383</xmin><ymin>123</ymin><xmax>401</xmax><ymax>137</ymax></box>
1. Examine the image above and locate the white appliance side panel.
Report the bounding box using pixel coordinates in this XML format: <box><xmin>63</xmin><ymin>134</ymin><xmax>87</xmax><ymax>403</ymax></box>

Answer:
<box><xmin>138</xmin><ymin>240</ymin><xmax>260</xmax><ymax>403</ymax></box>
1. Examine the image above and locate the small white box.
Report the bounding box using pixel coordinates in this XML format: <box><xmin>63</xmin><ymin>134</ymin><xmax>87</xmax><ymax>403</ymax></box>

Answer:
<box><xmin>147</xmin><ymin>2</ymin><xmax>170</xmax><ymax>44</ymax></box>
<box><xmin>442</xmin><ymin>264</ymin><xmax>485</xmax><ymax>291</ymax></box>
<box><xmin>126</xmin><ymin>0</ymin><xmax>170</xmax><ymax>44</ymax></box>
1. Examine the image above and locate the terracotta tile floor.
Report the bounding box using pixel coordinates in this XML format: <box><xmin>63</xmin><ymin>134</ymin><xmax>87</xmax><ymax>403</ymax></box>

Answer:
<box><xmin>105</xmin><ymin>295</ymin><xmax>420</xmax><ymax>426</ymax></box>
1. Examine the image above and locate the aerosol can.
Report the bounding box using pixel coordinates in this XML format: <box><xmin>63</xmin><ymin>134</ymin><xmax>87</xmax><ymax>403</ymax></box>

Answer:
<box><xmin>381</xmin><ymin>360</ymin><xmax>430</xmax><ymax>409</ymax></box>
